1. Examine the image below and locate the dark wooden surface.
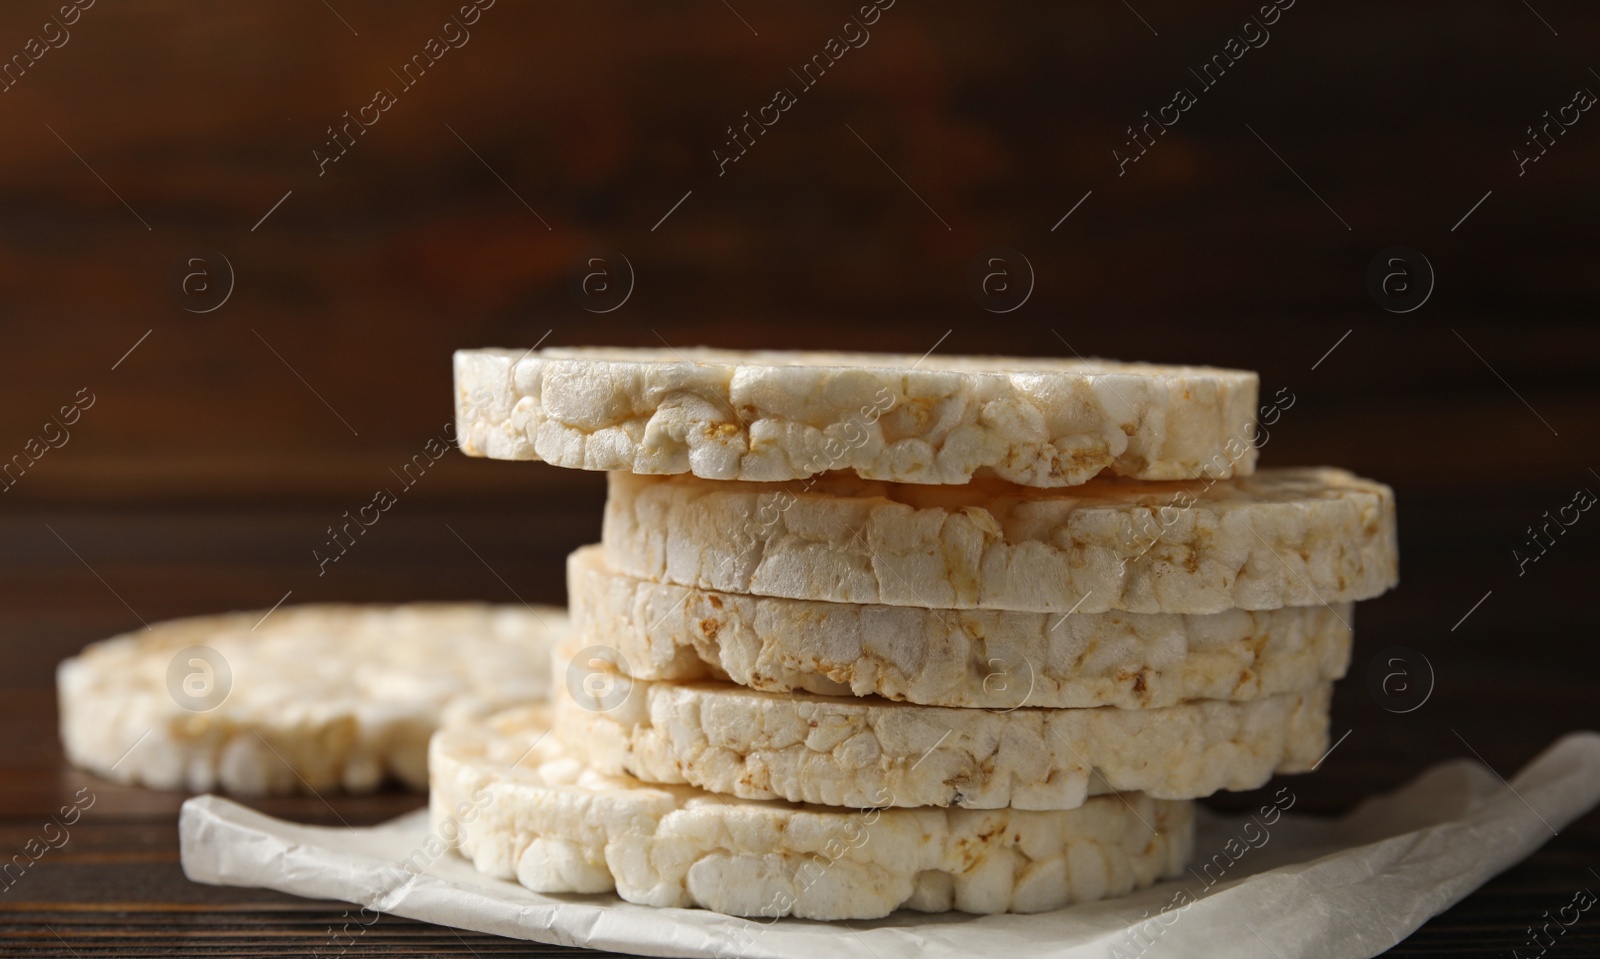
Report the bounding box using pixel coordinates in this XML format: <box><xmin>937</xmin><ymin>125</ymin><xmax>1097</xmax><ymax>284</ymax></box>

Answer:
<box><xmin>1</xmin><ymin>0</ymin><xmax>1598</xmax><ymax>955</ymax></box>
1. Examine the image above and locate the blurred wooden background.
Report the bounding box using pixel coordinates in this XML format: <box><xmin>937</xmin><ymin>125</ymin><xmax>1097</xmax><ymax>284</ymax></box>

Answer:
<box><xmin>0</xmin><ymin>0</ymin><xmax>1597</xmax><ymax>955</ymax></box>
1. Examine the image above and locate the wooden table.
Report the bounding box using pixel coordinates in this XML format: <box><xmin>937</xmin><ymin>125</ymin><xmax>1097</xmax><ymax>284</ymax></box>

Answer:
<box><xmin>1</xmin><ymin>0</ymin><xmax>1597</xmax><ymax>953</ymax></box>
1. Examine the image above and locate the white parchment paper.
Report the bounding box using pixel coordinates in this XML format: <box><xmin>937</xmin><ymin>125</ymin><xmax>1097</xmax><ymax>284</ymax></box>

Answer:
<box><xmin>181</xmin><ymin>731</ymin><xmax>1600</xmax><ymax>959</ymax></box>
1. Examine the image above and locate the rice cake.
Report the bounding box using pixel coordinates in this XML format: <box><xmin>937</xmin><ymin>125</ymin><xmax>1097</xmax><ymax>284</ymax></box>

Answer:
<box><xmin>431</xmin><ymin>705</ymin><xmax>1193</xmax><ymax>919</ymax></box>
<box><xmin>454</xmin><ymin>346</ymin><xmax>1259</xmax><ymax>487</ymax></box>
<box><xmin>568</xmin><ymin>544</ymin><xmax>1353</xmax><ymax>709</ymax></box>
<box><xmin>552</xmin><ymin>649</ymin><xmax>1331</xmax><ymax>810</ymax></box>
<box><xmin>602</xmin><ymin>467</ymin><xmax>1397</xmax><ymax>614</ymax></box>
<box><xmin>59</xmin><ymin>603</ymin><xmax>567</xmax><ymax>795</ymax></box>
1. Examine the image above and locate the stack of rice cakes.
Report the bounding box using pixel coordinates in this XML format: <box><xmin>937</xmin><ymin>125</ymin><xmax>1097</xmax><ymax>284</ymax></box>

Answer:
<box><xmin>440</xmin><ymin>347</ymin><xmax>1398</xmax><ymax>920</ymax></box>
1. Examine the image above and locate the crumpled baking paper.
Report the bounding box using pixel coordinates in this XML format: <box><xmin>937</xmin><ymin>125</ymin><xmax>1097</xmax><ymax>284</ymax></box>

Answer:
<box><xmin>181</xmin><ymin>731</ymin><xmax>1600</xmax><ymax>959</ymax></box>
